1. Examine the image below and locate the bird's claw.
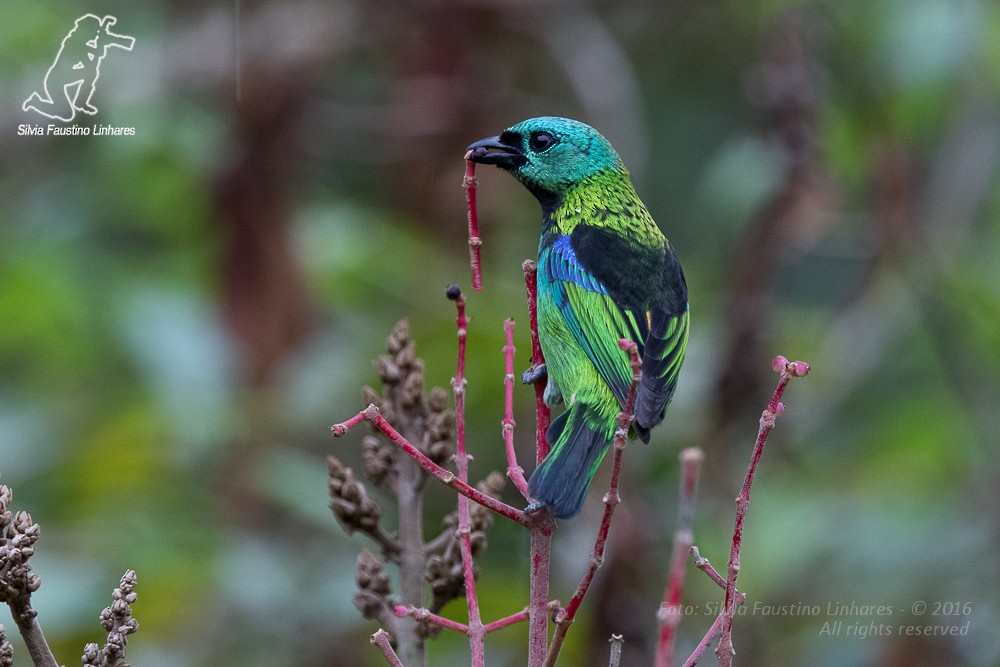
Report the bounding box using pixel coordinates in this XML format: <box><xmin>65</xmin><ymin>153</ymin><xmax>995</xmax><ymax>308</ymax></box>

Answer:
<box><xmin>522</xmin><ymin>363</ymin><xmax>547</xmax><ymax>385</ymax></box>
<box><xmin>525</xmin><ymin>501</ymin><xmax>546</xmax><ymax>514</ymax></box>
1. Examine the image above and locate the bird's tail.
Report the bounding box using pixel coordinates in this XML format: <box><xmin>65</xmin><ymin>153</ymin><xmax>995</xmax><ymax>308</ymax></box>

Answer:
<box><xmin>528</xmin><ymin>404</ymin><xmax>614</xmax><ymax>519</ymax></box>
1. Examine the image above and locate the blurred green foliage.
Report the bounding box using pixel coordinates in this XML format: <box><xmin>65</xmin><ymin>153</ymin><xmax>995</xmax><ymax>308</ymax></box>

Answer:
<box><xmin>2</xmin><ymin>0</ymin><xmax>999</xmax><ymax>665</ymax></box>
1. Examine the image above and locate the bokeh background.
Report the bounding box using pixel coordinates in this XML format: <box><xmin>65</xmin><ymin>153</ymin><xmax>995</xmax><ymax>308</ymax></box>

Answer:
<box><xmin>3</xmin><ymin>1</ymin><xmax>1000</xmax><ymax>665</ymax></box>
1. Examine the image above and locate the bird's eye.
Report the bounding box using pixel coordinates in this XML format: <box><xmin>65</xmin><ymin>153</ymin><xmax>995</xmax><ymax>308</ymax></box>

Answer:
<box><xmin>528</xmin><ymin>131</ymin><xmax>557</xmax><ymax>153</ymax></box>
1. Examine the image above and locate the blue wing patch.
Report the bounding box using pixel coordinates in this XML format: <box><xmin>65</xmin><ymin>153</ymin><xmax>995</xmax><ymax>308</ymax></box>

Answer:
<box><xmin>550</xmin><ymin>235</ymin><xmax>608</xmax><ymax>295</ymax></box>
<box><xmin>543</xmin><ymin>234</ymin><xmax>646</xmax><ymax>408</ymax></box>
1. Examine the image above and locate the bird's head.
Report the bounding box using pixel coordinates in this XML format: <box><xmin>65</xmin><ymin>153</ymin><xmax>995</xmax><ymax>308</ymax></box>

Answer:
<box><xmin>466</xmin><ymin>117</ymin><xmax>625</xmax><ymax>200</ymax></box>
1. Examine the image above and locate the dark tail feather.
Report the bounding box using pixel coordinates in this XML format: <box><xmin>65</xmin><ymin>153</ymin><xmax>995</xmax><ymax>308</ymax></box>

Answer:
<box><xmin>528</xmin><ymin>405</ymin><xmax>613</xmax><ymax>519</ymax></box>
<box><xmin>634</xmin><ymin>308</ymin><xmax>688</xmax><ymax>443</ymax></box>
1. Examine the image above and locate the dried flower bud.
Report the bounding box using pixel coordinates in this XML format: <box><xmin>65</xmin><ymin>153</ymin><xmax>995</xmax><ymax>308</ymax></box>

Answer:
<box><xmin>0</xmin><ymin>625</ymin><xmax>11</xmax><ymax>667</ymax></box>
<box><xmin>354</xmin><ymin>549</ymin><xmax>391</xmax><ymax>620</ymax></box>
<box><xmin>82</xmin><ymin>642</ymin><xmax>101</xmax><ymax>666</ymax></box>
<box><xmin>328</xmin><ymin>457</ymin><xmax>382</xmax><ymax>534</ymax></box>
<box><xmin>398</xmin><ymin>341</ymin><xmax>416</xmax><ymax>369</ymax></box>
<box><xmin>362</xmin><ymin>436</ymin><xmax>394</xmax><ymax>486</ymax></box>
<box><xmin>386</xmin><ymin>320</ymin><xmax>409</xmax><ymax>353</ymax></box>
<box><xmin>425</xmin><ymin>552</ymin><xmax>466</xmax><ymax>612</ymax></box>
<box><xmin>374</xmin><ymin>355</ymin><xmax>402</xmax><ymax>383</ymax></box>
<box><xmin>426</xmin><ymin>387</ymin><xmax>448</xmax><ymax>414</ymax></box>
<box><xmin>401</xmin><ymin>369</ymin><xmax>424</xmax><ymax>408</ymax></box>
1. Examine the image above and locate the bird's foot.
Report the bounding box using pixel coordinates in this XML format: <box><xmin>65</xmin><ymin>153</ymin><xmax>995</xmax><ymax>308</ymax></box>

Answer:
<box><xmin>525</xmin><ymin>501</ymin><xmax>547</xmax><ymax>514</ymax></box>
<box><xmin>522</xmin><ymin>363</ymin><xmax>547</xmax><ymax>385</ymax></box>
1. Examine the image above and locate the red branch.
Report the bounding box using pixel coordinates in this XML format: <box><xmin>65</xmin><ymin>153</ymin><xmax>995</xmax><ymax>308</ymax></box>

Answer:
<box><xmin>394</xmin><ymin>604</ymin><xmax>538</xmax><ymax>636</ymax></box>
<box><xmin>503</xmin><ymin>319</ymin><xmax>530</xmax><ymax>497</ymax></box>
<box><xmin>522</xmin><ymin>261</ymin><xmax>550</xmax><ymax>463</ymax></box>
<box><xmin>463</xmin><ymin>160</ymin><xmax>484</xmax><ymax>290</ymax></box>
<box><xmin>393</xmin><ymin>605</ymin><xmax>470</xmax><ymax>635</ymax></box>
<box><xmin>332</xmin><ymin>405</ymin><xmax>530</xmax><ymax>527</ymax></box>
<box><xmin>691</xmin><ymin>546</ymin><xmax>728</xmax><ymax>589</ymax></box>
<box><xmin>522</xmin><ymin>259</ymin><xmax>554</xmax><ymax>667</ymax></box>
<box><xmin>527</xmin><ymin>512</ymin><xmax>554</xmax><ymax>667</ymax></box>
<box><xmin>716</xmin><ymin>356</ymin><xmax>810</xmax><ymax>666</ymax></box>
<box><xmin>681</xmin><ymin>547</ymin><xmax>747</xmax><ymax>667</ymax></box>
<box><xmin>483</xmin><ymin>608</ymin><xmax>530</xmax><ymax>634</ymax></box>
<box><xmin>451</xmin><ymin>289</ymin><xmax>486</xmax><ymax>665</ymax></box>
<box><xmin>655</xmin><ymin>447</ymin><xmax>705</xmax><ymax>667</ymax></box>
<box><xmin>543</xmin><ymin>339</ymin><xmax>641</xmax><ymax>667</ymax></box>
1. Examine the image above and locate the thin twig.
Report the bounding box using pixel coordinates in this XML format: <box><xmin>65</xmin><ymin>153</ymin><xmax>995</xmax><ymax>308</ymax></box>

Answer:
<box><xmin>333</xmin><ymin>405</ymin><xmax>530</xmax><ymax>526</ymax></box>
<box><xmin>716</xmin><ymin>356</ymin><xmax>810</xmax><ymax>667</ymax></box>
<box><xmin>502</xmin><ymin>318</ymin><xmax>530</xmax><ymax>497</ymax></box>
<box><xmin>394</xmin><ymin>605</ymin><xmax>470</xmax><ymax>634</ymax></box>
<box><xmin>371</xmin><ymin>628</ymin><xmax>406</xmax><ymax>667</ymax></box>
<box><xmin>449</xmin><ymin>288</ymin><xmax>487</xmax><ymax>665</ymax></box>
<box><xmin>655</xmin><ymin>447</ymin><xmax>705</xmax><ymax>667</ymax></box>
<box><xmin>522</xmin><ymin>260</ymin><xmax>551</xmax><ymax>464</ymax></box>
<box><xmin>679</xmin><ymin>547</ymin><xmax>746</xmax><ymax>665</ymax></box>
<box><xmin>463</xmin><ymin>160</ymin><xmax>484</xmax><ymax>290</ymax></box>
<box><xmin>608</xmin><ymin>634</ymin><xmax>625</xmax><ymax>667</ymax></box>
<box><xmin>483</xmin><ymin>608</ymin><xmax>530</xmax><ymax>634</ymax></box>
<box><xmin>690</xmin><ymin>546</ymin><xmax>727</xmax><ymax>590</ymax></box>
<box><xmin>544</xmin><ymin>340</ymin><xmax>642</xmax><ymax>667</ymax></box>
<box><xmin>523</xmin><ymin>260</ymin><xmax>554</xmax><ymax>667</ymax></box>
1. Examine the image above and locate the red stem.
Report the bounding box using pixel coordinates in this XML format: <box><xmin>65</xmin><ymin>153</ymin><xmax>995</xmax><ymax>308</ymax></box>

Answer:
<box><xmin>716</xmin><ymin>357</ymin><xmax>809</xmax><ymax>666</ymax></box>
<box><xmin>483</xmin><ymin>609</ymin><xmax>530</xmax><ymax>634</ymax></box>
<box><xmin>523</xmin><ymin>260</ymin><xmax>554</xmax><ymax>667</ymax></box>
<box><xmin>502</xmin><ymin>319</ymin><xmax>530</xmax><ymax>497</ymax></box>
<box><xmin>464</xmin><ymin>160</ymin><xmax>484</xmax><ymax>290</ymax></box>
<box><xmin>523</xmin><ymin>260</ymin><xmax>550</xmax><ymax>463</ymax></box>
<box><xmin>451</xmin><ymin>291</ymin><xmax>486</xmax><ymax>665</ymax></box>
<box><xmin>393</xmin><ymin>605</ymin><xmax>470</xmax><ymax>635</ymax></box>
<box><xmin>333</xmin><ymin>405</ymin><xmax>530</xmax><ymax>526</ymax></box>
<box><xmin>543</xmin><ymin>340</ymin><xmax>641</xmax><ymax>667</ymax></box>
<box><xmin>527</xmin><ymin>512</ymin><xmax>554</xmax><ymax>667</ymax></box>
<box><xmin>655</xmin><ymin>447</ymin><xmax>704</xmax><ymax>667</ymax></box>
<box><xmin>393</xmin><ymin>604</ymin><xmax>537</xmax><ymax>636</ymax></box>
<box><xmin>691</xmin><ymin>546</ymin><xmax>728</xmax><ymax>589</ymax></box>
<box><xmin>682</xmin><ymin>548</ymin><xmax>747</xmax><ymax>667</ymax></box>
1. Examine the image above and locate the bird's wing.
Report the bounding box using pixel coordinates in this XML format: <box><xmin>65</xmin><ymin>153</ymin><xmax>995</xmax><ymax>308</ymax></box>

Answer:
<box><xmin>562</xmin><ymin>226</ymin><xmax>689</xmax><ymax>440</ymax></box>
<box><xmin>545</xmin><ymin>234</ymin><xmax>647</xmax><ymax>409</ymax></box>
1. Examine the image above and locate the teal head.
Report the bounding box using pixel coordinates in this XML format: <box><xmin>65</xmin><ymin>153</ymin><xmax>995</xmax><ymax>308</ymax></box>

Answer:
<box><xmin>466</xmin><ymin>117</ymin><xmax>626</xmax><ymax>204</ymax></box>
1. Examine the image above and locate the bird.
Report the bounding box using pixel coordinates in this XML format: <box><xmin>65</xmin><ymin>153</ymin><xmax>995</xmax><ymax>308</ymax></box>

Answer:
<box><xmin>466</xmin><ymin>117</ymin><xmax>689</xmax><ymax>519</ymax></box>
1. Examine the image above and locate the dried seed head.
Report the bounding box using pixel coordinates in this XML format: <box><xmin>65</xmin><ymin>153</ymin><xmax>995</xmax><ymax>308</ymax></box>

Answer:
<box><xmin>354</xmin><ymin>549</ymin><xmax>391</xmax><ymax>620</ymax></box>
<box><xmin>362</xmin><ymin>436</ymin><xmax>394</xmax><ymax>486</ymax></box>
<box><xmin>327</xmin><ymin>457</ymin><xmax>382</xmax><ymax>534</ymax></box>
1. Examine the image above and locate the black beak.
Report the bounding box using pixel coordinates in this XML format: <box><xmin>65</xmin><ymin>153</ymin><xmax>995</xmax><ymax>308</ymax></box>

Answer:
<box><xmin>465</xmin><ymin>135</ymin><xmax>527</xmax><ymax>169</ymax></box>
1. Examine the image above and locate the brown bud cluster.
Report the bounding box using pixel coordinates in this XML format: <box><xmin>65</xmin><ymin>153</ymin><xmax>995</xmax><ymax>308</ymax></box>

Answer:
<box><xmin>369</xmin><ymin>320</ymin><xmax>455</xmax><ymax>468</ymax></box>
<box><xmin>0</xmin><ymin>626</ymin><xmax>12</xmax><ymax>667</ymax></box>
<box><xmin>425</xmin><ymin>472</ymin><xmax>505</xmax><ymax>613</ymax></box>
<box><xmin>327</xmin><ymin>456</ymin><xmax>382</xmax><ymax>535</ymax></box>
<box><xmin>0</xmin><ymin>487</ymin><xmax>42</xmax><ymax>611</ymax></box>
<box><xmin>353</xmin><ymin>549</ymin><xmax>391</xmax><ymax>621</ymax></box>
<box><xmin>83</xmin><ymin>570</ymin><xmax>139</xmax><ymax>667</ymax></box>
